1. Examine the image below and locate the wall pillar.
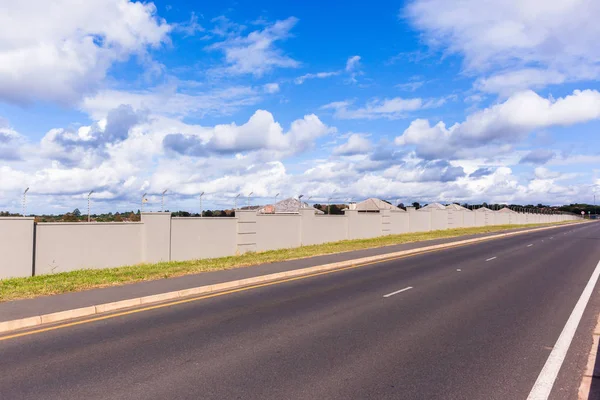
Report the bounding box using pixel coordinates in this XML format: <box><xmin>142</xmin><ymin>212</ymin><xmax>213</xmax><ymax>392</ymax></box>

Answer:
<box><xmin>236</xmin><ymin>210</ymin><xmax>257</xmax><ymax>254</ymax></box>
<box><xmin>0</xmin><ymin>217</ymin><xmax>35</xmax><ymax>278</ymax></box>
<box><xmin>299</xmin><ymin>208</ymin><xmax>315</xmax><ymax>246</ymax></box>
<box><xmin>141</xmin><ymin>212</ymin><xmax>172</xmax><ymax>263</ymax></box>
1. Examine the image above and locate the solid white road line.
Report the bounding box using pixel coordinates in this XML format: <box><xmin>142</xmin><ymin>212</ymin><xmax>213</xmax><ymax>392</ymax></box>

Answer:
<box><xmin>527</xmin><ymin>259</ymin><xmax>600</xmax><ymax>400</ymax></box>
<box><xmin>486</xmin><ymin>257</ymin><xmax>497</xmax><ymax>261</ymax></box>
<box><xmin>527</xmin><ymin>244</ymin><xmax>534</xmax><ymax>247</ymax></box>
<box><xmin>383</xmin><ymin>286</ymin><xmax>413</xmax><ymax>298</ymax></box>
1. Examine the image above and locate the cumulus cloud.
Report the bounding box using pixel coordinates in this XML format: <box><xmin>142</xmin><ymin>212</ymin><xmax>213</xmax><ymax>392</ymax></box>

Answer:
<box><xmin>0</xmin><ymin>0</ymin><xmax>170</xmax><ymax>105</ymax></box>
<box><xmin>395</xmin><ymin>90</ymin><xmax>600</xmax><ymax>159</ymax></box>
<box><xmin>333</xmin><ymin>134</ymin><xmax>373</xmax><ymax>156</ymax></box>
<box><xmin>163</xmin><ymin>110</ymin><xmax>333</xmax><ymax>156</ymax></box>
<box><xmin>475</xmin><ymin>69</ymin><xmax>566</xmax><ymax>96</ymax></box>
<box><xmin>44</xmin><ymin>105</ymin><xmax>141</xmax><ymax>149</ymax></box>
<box><xmin>405</xmin><ymin>0</ymin><xmax>600</xmax><ymax>94</ymax></box>
<box><xmin>0</xmin><ymin>125</ymin><xmax>24</xmax><ymax>160</ymax></box>
<box><xmin>533</xmin><ymin>166</ymin><xmax>562</xmax><ymax>180</ymax></box>
<box><xmin>519</xmin><ymin>149</ymin><xmax>555</xmax><ymax>165</ymax></box>
<box><xmin>469</xmin><ymin>167</ymin><xmax>495</xmax><ymax>178</ymax></box>
<box><xmin>206</xmin><ymin>17</ymin><xmax>299</xmax><ymax>76</ymax></box>
<box><xmin>385</xmin><ymin>160</ymin><xmax>465</xmax><ymax>183</ymax></box>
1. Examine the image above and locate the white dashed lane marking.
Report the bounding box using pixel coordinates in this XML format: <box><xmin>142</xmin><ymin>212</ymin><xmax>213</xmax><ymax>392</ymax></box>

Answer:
<box><xmin>383</xmin><ymin>286</ymin><xmax>413</xmax><ymax>298</ymax></box>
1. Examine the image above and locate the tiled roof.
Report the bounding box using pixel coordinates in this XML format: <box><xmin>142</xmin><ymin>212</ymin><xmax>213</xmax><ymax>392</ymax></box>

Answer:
<box><xmin>419</xmin><ymin>202</ymin><xmax>446</xmax><ymax>211</ymax></box>
<box><xmin>445</xmin><ymin>203</ymin><xmax>471</xmax><ymax>211</ymax></box>
<box><xmin>258</xmin><ymin>197</ymin><xmax>324</xmax><ymax>214</ymax></box>
<box><xmin>355</xmin><ymin>198</ymin><xmax>404</xmax><ymax>211</ymax></box>
<box><xmin>497</xmin><ymin>207</ymin><xmax>517</xmax><ymax>213</ymax></box>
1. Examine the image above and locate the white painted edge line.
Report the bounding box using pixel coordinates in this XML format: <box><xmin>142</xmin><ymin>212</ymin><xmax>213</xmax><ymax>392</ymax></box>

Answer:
<box><xmin>383</xmin><ymin>286</ymin><xmax>413</xmax><ymax>298</ymax></box>
<box><xmin>527</xmin><ymin>244</ymin><xmax>534</xmax><ymax>247</ymax></box>
<box><xmin>0</xmin><ymin>222</ymin><xmax>587</xmax><ymax>335</ymax></box>
<box><xmin>486</xmin><ymin>257</ymin><xmax>497</xmax><ymax>262</ymax></box>
<box><xmin>527</xmin><ymin>259</ymin><xmax>600</xmax><ymax>400</ymax></box>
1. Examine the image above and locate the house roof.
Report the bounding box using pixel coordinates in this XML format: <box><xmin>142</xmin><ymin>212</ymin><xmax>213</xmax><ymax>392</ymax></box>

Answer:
<box><xmin>497</xmin><ymin>207</ymin><xmax>517</xmax><ymax>213</ymax></box>
<box><xmin>445</xmin><ymin>203</ymin><xmax>471</xmax><ymax>211</ymax></box>
<box><xmin>475</xmin><ymin>206</ymin><xmax>493</xmax><ymax>212</ymax></box>
<box><xmin>355</xmin><ymin>198</ymin><xmax>404</xmax><ymax>211</ymax></box>
<box><xmin>419</xmin><ymin>202</ymin><xmax>446</xmax><ymax>211</ymax></box>
<box><xmin>258</xmin><ymin>197</ymin><xmax>324</xmax><ymax>214</ymax></box>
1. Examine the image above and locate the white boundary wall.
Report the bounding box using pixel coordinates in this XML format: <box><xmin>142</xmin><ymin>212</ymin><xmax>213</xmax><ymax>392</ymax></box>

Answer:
<box><xmin>0</xmin><ymin>210</ymin><xmax>580</xmax><ymax>279</ymax></box>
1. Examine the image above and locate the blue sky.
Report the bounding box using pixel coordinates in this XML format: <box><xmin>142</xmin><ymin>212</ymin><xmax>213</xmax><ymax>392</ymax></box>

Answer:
<box><xmin>1</xmin><ymin>0</ymin><xmax>599</xmax><ymax>213</ymax></box>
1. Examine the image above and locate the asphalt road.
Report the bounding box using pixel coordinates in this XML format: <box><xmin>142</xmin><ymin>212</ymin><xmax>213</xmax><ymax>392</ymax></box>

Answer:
<box><xmin>1</xmin><ymin>222</ymin><xmax>599</xmax><ymax>400</ymax></box>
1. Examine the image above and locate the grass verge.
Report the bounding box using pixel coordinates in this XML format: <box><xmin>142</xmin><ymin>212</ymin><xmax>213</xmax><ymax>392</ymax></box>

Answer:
<box><xmin>0</xmin><ymin>221</ymin><xmax>580</xmax><ymax>302</ymax></box>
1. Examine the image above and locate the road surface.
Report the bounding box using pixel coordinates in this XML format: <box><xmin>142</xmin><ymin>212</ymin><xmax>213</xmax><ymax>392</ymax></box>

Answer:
<box><xmin>1</xmin><ymin>222</ymin><xmax>599</xmax><ymax>399</ymax></box>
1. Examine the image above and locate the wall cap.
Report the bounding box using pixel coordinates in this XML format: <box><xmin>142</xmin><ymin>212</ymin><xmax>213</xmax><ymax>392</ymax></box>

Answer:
<box><xmin>172</xmin><ymin>217</ymin><xmax>237</xmax><ymax>220</ymax></box>
<box><xmin>141</xmin><ymin>212</ymin><xmax>171</xmax><ymax>215</ymax></box>
<box><xmin>37</xmin><ymin>222</ymin><xmax>143</xmax><ymax>226</ymax></box>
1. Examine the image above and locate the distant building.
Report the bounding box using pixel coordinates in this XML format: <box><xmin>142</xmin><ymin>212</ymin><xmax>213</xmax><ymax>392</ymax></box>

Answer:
<box><xmin>419</xmin><ymin>202</ymin><xmax>446</xmax><ymax>211</ymax></box>
<box><xmin>354</xmin><ymin>198</ymin><xmax>405</xmax><ymax>212</ymax></box>
<box><xmin>445</xmin><ymin>203</ymin><xmax>471</xmax><ymax>211</ymax></box>
<box><xmin>497</xmin><ymin>207</ymin><xmax>517</xmax><ymax>213</ymax></box>
<box><xmin>258</xmin><ymin>197</ymin><xmax>324</xmax><ymax>214</ymax></box>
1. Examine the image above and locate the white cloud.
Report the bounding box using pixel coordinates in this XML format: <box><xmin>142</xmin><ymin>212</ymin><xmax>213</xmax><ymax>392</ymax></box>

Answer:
<box><xmin>174</xmin><ymin>11</ymin><xmax>204</xmax><ymax>37</ymax></box>
<box><xmin>333</xmin><ymin>134</ymin><xmax>373</xmax><ymax>156</ymax></box>
<box><xmin>0</xmin><ymin>0</ymin><xmax>171</xmax><ymax>105</ymax></box>
<box><xmin>519</xmin><ymin>149</ymin><xmax>555</xmax><ymax>165</ymax></box>
<box><xmin>0</xmin><ymin>107</ymin><xmax>336</xmax><ymax>212</ymax></box>
<box><xmin>322</xmin><ymin>96</ymin><xmax>446</xmax><ymax>120</ymax></box>
<box><xmin>396</xmin><ymin>81</ymin><xmax>425</xmax><ymax>92</ymax></box>
<box><xmin>294</xmin><ymin>71</ymin><xmax>340</xmax><ymax>85</ymax></box>
<box><xmin>163</xmin><ymin>110</ymin><xmax>334</xmax><ymax>156</ymax></box>
<box><xmin>345</xmin><ymin>55</ymin><xmax>362</xmax><ymax>82</ymax></box>
<box><xmin>0</xmin><ymin>124</ymin><xmax>25</xmax><ymax>160</ymax></box>
<box><xmin>395</xmin><ymin>89</ymin><xmax>600</xmax><ymax>159</ymax></box>
<box><xmin>207</xmin><ymin>17</ymin><xmax>299</xmax><ymax>76</ymax></box>
<box><xmin>475</xmin><ymin>69</ymin><xmax>567</xmax><ymax>96</ymax></box>
<box><xmin>82</xmin><ymin>84</ymin><xmax>261</xmax><ymax>119</ymax></box>
<box><xmin>533</xmin><ymin>167</ymin><xmax>562</xmax><ymax>180</ymax></box>
<box><xmin>346</xmin><ymin>55</ymin><xmax>361</xmax><ymax>72</ymax></box>
<box><xmin>294</xmin><ymin>55</ymin><xmax>364</xmax><ymax>85</ymax></box>
<box><xmin>263</xmin><ymin>83</ymin><xmax>280</xmax><ymax>93</ymax></box>
<box><xmin>405</xmin><ymin>0</ymin><xmax>600</xmax><ymax>94</ymax></box>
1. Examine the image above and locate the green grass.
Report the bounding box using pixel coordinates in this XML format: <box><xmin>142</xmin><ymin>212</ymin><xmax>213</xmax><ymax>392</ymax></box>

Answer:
<box><xmin>0</xmin><ymin>221</ymin><xmax>580</xmax><ymax>302</ymax></box>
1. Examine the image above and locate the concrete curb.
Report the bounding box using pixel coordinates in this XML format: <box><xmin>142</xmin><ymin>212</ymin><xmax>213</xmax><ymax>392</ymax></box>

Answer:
<box><xmin>0</xmin><ymin>222</ymin><xmax>585</xmax><ymax>335</ymax></box>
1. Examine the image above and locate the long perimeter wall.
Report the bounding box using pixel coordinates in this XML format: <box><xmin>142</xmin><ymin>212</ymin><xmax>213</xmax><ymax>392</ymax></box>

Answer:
<box><xmin>0</xmin><ymin>209</ymin><xmax>579</xmax><ymax>279</ymax></box>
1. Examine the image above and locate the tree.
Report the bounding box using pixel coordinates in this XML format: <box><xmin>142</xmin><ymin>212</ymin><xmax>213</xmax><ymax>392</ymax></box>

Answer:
<box><xmin>63</xmin><ymin>213</ymin><xmax>78</xmax><ymax>222</ymax></box>
<box><xmin>412</xmin><ymin>202</ymin><xmax>420</xmax><ymax>210</ymax></box>
<box><xmin>72</xmin><ymin>208</ymin><xmax>81</xmax><ymax>217</ymax></box>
